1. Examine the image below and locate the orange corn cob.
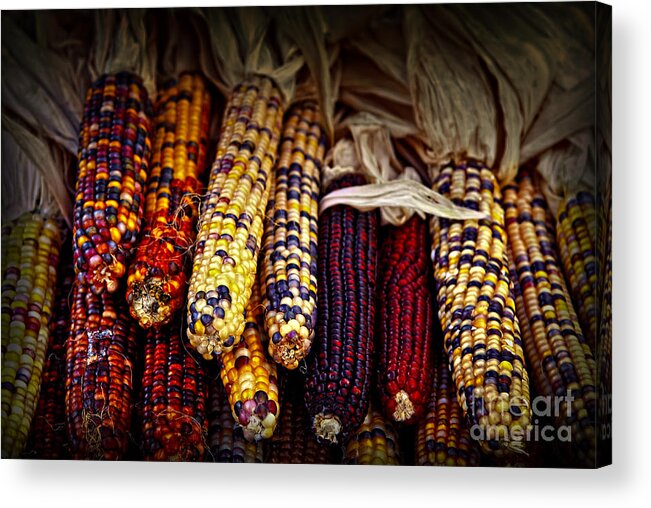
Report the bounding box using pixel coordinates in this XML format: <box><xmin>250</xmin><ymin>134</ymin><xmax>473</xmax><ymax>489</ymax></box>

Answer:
<box><xmin>127</xmin><ymin>73</ymin><xmax>211</xmax><ymax>328</ymax></box>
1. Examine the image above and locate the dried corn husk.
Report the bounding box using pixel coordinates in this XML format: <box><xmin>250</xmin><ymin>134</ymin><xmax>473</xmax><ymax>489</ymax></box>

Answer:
<box><xmin>1</xmin><ymin>118</ymin><xmax>64</xmax><ymax>223</ymax></box>
<box><xmin>405</xmin><ymin>3</ymin><xmax>594</xmax><ymax>183</ymax></box>
<box><xmin>1</xmin><ymin>9</ymin><xmax>159</xmax><ymax>225</ymax></box>
<box><xmin>320</xmin><ymin>113</ymin><xmax>486</xmax><ymax>226</ymax></box>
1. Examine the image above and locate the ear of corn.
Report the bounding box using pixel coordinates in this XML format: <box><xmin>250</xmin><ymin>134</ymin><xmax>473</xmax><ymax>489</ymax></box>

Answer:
<box><xmin>207</xmin><ymin>377</ymin><xmax>265</xmax><ymax>463</ymax></box>
<box><xmin>139</xmin><ymin>318</ymin><xmax>208</xmax><ymax>461</ymax></box>
<box><xmin>416</xmin><ymin>348</ymin><xmax>481</xmax><ymax>466</ymax></box>
<box><xmin>305</xmin><ymin>174</ymin><xmax>379</xmax><ymax>445</ymax></box>
<box><xmin>218</xmin><ymin>282</ymin><xmax>279</xmax><ymax>441</ymax></box>
<box><xmin>267</xmin><ymin>375</ymin><xmax>335</xmax><ymax>465</ymax></box>
<box><xmin>503</xmin><ymin>170</ymin><xmax>596</xmax><ymax>467</ymax></box>
<box><xmin>187</xmin><ymin>76</ymin><xmax>284</xmax><ymax>359</ymax></box>
<box><xmin>430</xmin><ymin>162</ymin><xmax>532</xmax><ymax>456</ymax></box>
<box><xmin>127</xmin><ymin>73</ymin><xmax>211</xmax><ymax>329</ymax></box>
<box><xmin>1</xmin><ymin>212</ymin><xmax>62</xmax><ymax>458</ymax></box>
<box><xmin>24</xmin><ymin>250</ymin><xmax>74</xmax><ymax>460</ymax></box>
<box><xmin>73</xmin><ymin>72</ymin><xmax>152</xmax><ymax>294</ymax></box>
<box><xmin>556</xmin><ymin>191</ymin><xmax>597</xmax><ymax>349</ymax></box>
<box><xmin>261</xmin><ymin>102</ymin><xmax>324</xmax><ymax>370</ymax></box>
<box><xmin>344</xmin><ymin>406</ymin><xmax>401</xmax><ymax>465</ymax></box>
<box><xmin>377</xmin><ymin>216</ymin><xmax>435</xmax><ymax>424</ymax></box>
<box><xmin>65</xmin><ymin>280</ymin><xmax>139</xmax><ymax>460</ymax></box>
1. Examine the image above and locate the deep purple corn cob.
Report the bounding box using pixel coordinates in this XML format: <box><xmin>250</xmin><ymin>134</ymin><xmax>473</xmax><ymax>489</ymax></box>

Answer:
<box><xmin>305</xmin><ymin>173</ymin><xmax>379</xmax><ymax>445</ymax></box>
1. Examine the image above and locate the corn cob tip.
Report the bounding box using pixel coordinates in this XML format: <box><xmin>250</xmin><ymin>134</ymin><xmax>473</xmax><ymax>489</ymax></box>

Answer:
<box><xmin>128</xmin><ymin>280</ymin><xmax>173</xmax><ymax>328</ymax></box>
<box><xmin>86</xmin><ymin>263</ymin><xmax>121</xmax><ymax>294</ymax></box>
<box><xmin>313</xmin><ymin>414</ymin><xmax>342</xmax><ymax>444</ymax></box>
<box><xmin>239</xmin><ymin>413</ymin><xmax>278</xmax><ymax>442</ymax></box>
<box><xmin>392</xmin><ymin>390</ymin><xmax>415</xmax><ymax>423</ymax></box>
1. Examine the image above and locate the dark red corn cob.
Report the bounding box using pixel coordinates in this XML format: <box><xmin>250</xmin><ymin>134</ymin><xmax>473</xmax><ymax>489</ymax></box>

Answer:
<box><xmin>305</xmin><ymin>173</ymin><xmax>379</xmax><ymax>445</ymax></box>
<box><xmin>139</xmin><ymin>318</ymin><xmax>208</xmax><ymax>461</ymax></box>
<box><xmin>65</xmin><ymin>280</ymin><xmax>139</xmax><ymax>460</ymax></box>
<box><xmin>73</xmin><ymin>72</ymin><xmax>152</xmax><ymax>294</ymax></box>
<box><xmin>267</xmin><ymin>377</ymin><xmax>335</xmax><ymax>464</ymax></box>
<box><xmin>206</xmin><ymin>378</ymin><xmax>264</xmax><ymax>463</ymax></box>
<box><xmin>376</xmin><ymin>216</ymin><xmax>435</xmax><ymax>424</ymax></box>
<box><xmin>24</xmin><ymin>251</ymin><xmax>74</xmax><ymax>460</ymax></box>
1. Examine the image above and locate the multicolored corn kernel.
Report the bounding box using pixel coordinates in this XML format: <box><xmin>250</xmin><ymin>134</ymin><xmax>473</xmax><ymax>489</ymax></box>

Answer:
<box><xmin>261</xmin><ymin>102</ymin><xmax>324</xmax><ymax>370</ymax></box>
<box><xmin>65</xmin><ymin>279</ymin><xmax>139</xmax><ymax>460</ymax></box>
<box><xmin>377</xmin><ymin>216</ymin><xmax>434</xmax><ymax>424</ymax></box>
<box><xmin>344</xmin><ymin>406</ymin><xmax>401</xmax><ymax>466</ymax></box>
<box><xmin>1</xmin><ymin>212</ymin><xmax>62</xmax><ymax>458</ymax></box>
<box><xmin>267</xmin><ymin>375</ymin><xmax>334</xmax><ymax>465</ymax></box>
<box><xmin>556</xmin><ymin>191</ymin><xmax>598</xmax><ymax>349</ymax></box>
<box><xmin>430</xmin><ymin>162</ymin><xmax>532</xmax><ymax>456</ymax></box>
<box><xmin>127</xmin><ymin>73</ymin><xmax>211</xmax><ymax>329</ymax></box>
<box><xmin>73</xmin><ymin>72</ymin><xmax>152</xmax><ymax>294</ymax></box>
<box><xmin>503</xmin><ymin>170</ymin><xmax>596</xmax><ymax>467</ymax></box>
<box><xmin>139</xmin><ymin>317</ymin><xmax>208</xmax><ymax>461</ymax></box>
<box><xmin>24</xmin><ymin>249</ymin><xmax>74</xmax><ymax>460</ymax></box>
<box><xmin>207</xmin><ymin>377</ymin><xmax>264</xmax><ymax>463</ymax></box>
<box><xmin>219</xmin><ymin>282</ymin><xmax>279</xmax><ymax>442</ymax></box>
<box><xmin>187</xmin><ymin>76</ymin><xmax>284</xmax><ymax>359</ymax></box>
<box><xmin>416</xmin><ymin>348</ymin><xmax>481</xmax><ymax>467</ymax></box>
<box><xmin>305</xmin><ymin>173</ymin><xmax>378</xmax><ymax>445</ymax></box>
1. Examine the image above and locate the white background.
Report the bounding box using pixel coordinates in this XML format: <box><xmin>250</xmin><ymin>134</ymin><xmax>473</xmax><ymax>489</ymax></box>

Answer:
<box><xmin>1</xmin><ymin>0</ymin><xmax>649</xmax><ymax>506</ymax></box>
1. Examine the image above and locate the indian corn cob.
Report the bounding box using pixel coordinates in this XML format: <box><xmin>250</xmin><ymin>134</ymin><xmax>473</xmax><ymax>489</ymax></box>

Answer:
<box><xmin>503</xmin><ymin>170</ymin><xmax>596</xmax><ymax>467</ymax></box>
<box><xmin>139</xmin><ymin>318</ymin><xmax>208</xmax><ymax>461</ymax></box>
<box><xmin>73</xmin><ymin>72</ymin><xmax>152</xmax><ymax>294</ymax></box>
<box><xmin>305</xmin><ymin>173</ymin><xmax>379</xmax><ymax>445</ymax></box>
<box><xmin>187</xmin><ymin>76</ymin><xmax>284</xmax><ymax>359</ymax></box>
<box><xmin>218</xmin><ymin>282</ymin><xmax>279</xmax><ymax>441</ymax></box>
<box><xmin>126</xmin><ymin>73</ymin><xmax>211</xmax><ymax>329</ymax></box>
<box><xmin>430</xmin><ymin>161</ymin><xmax>532</xmax><ymax>455</ymax></box>
<box><xmin>267</xmin><ymin>376</ymin><xmax>334</xmax><ymax>465</ymax></box>
<box><xmin>261</xmin><ymin>102</ymin><xmax>324</xmax><ymax>369</ymax></box>
<box><xmin>207</xmin><ymin>378</ymin><xmax>264</xmax><ymax>463</ymax></box>
<box><xmin>556</xmin><ymin>191</ymin><xmax>597</xmax><ymax>349</ymax></box>
<box><xmin>1</xmin><ymin>212</ymin><xmax>62</xmax><ymax>458</ymax></box>
<box><xmin>24</xmin><ymin>251</ymin><xmax>74</xmax><ymax>460</ymax></box>
<box><xmin>416</xmin><ymin>348</ymin><xmax>481</xmax><ymax>466</ymax></box>
<box><xmin>65</xmin><ymin>280</ymin><xmax>139</xmax><ymax>460</ymax></box>
<box><xmin>344</xmin><ymin>406</ymin><xmax>401</xmax><ymax>465</ymax></box>
<box><xmin>377</xmin><ymin>215</ymin><xmax>434</xmax><ymax>424</ymax></box>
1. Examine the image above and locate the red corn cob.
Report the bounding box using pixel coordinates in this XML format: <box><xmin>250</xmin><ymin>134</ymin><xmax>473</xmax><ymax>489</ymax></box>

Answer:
<box><xmin>73</xmin><ymin>72</ymin><xmax>152</xmax><ymax>294</ymax></box>
<box><xmin>65</xmin><ymin>279</ymin><xmax>139</xmax><ymax>460</ymax></box>
<box><xmin>24</xmin><ymin>250</ymin><xmax>74</xmax><ymax>460</ymax></box>
<box><xmin>267</xmin><ymin>376</ymin><xmax>335</xmax><ymax>465</ymax></box>
<box><xmin>126</xmin><ymin>73</ymin><xmax>211</xmax><ymax>328</ymax></box>
<box><xmin>377</xmin><ymin>215</ymin><xmax>435</xmax><ymax>424</ymax></box>
<box><xmin>139</xmin><ymin>319</ymin><xmax>208</xmax><ymax>461</ymax></box>
<box><xmin>305</xmin><ymin>173</ymin><xmax>379</xmax><ymax>445</ymax></box>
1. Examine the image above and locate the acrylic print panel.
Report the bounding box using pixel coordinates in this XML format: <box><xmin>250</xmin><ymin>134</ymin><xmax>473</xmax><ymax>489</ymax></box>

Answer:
<box><xmin>0</xmin><ymin>2</ymin><xmax>611</xmax><ymax>468</ymax></box>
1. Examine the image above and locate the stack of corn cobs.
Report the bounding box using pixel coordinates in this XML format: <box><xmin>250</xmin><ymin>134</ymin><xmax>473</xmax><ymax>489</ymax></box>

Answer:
<box><xmin>1</xmin><ymin>70</ymin><xmax>604</xmax><ymax>468</ymax></box>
